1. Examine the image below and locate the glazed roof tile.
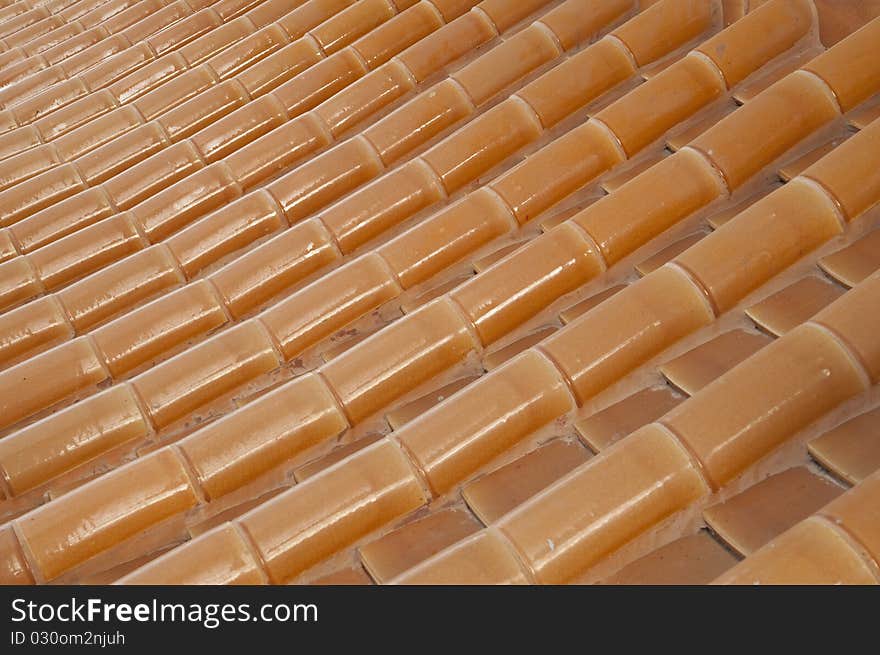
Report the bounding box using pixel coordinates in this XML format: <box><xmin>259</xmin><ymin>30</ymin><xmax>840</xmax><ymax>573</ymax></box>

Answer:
<box><xmin>0</xmin><ymin>0</ymin><xmax>878</xmax><ymax>585</ymax></box>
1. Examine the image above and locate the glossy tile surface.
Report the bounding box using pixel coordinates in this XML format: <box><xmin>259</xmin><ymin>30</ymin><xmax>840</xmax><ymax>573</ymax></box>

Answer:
<box><xmin>1</xmin><ymin>0</ymin><xmax>879</xmax><ymax>587</ymax></box>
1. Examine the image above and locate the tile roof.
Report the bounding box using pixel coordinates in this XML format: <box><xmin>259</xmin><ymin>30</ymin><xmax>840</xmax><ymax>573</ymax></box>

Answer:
<box><xmin>0</xmin><ymin>0</ymin><xmax>878</xmax><ymax>585</ymax></box>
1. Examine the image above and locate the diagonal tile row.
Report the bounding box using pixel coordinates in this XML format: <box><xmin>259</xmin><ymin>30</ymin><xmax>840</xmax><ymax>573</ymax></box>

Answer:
<box><xmin>0</xmin><ymin>0</ymin><xmax>717</xmax><ymax>428</ymax></box>
<box><xmin>0</xmin><ymin>0</ymin><xmax>176</xmax><ymax>78</ymax></box>
<box><xmin>1</xmin><ymin>11</ymin><xmax>877</xmax><ymax>583</ymax></box>
<box><xmin>388</xmin><ymin>263</ymin><xmax>880</xmax><ymax>584</ymax></box>
<box><xmin>319</xmin><ymin>203</ymin><xmax>880</xmax><ymax>585</ymax></box>
<box><xmin>0</xmin><ymin>0</ymin><xmax>795</xmax><ymax>506</ymax></box>
<box><xmin>120</xmin><ymin>96</ymin><xmax>880</xmax><ymax>584</ymax></box>
<box><xmin>0</xmin><ymin>0</ymin><xmax>431</xmax><ymax>228</ymax></box>
<box><xmin>0</xmin><ymin>0</ymin><xmax>637</xmax><ymax>304</ymax></box>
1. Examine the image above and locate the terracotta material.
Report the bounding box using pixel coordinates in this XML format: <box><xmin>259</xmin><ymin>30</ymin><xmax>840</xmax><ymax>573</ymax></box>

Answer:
<box><xmin>714</xmin><ymin>516</ymin><xmax>878</xmax><ymax>584</ymax></box>
<box><xmin>848</xmin><ymin>96</ymin><xmax>880</xmax><ymax>131</ymax></box>
<box><xmin>497</xmin><ymin>424</ymin><xmax>709</xmax><ymax>584</ymax></box>
<box><xmin>166</xmin><ymin>188</ymin><xmax>285</xmax><ymax>278</ymax></box>
<box><xmin>462</xmin><ymin>439</ymin><xmax>591</xmax><ymax>524</ymax></box>
<box><xmin>395</xmin><ymin>9</ymin><xmax>495</xmax><ymax>83</ymax></box>
<box><xmin>0</xmin><ymin>163</ymin><xmax>86</xmax><ymax>228</ymax></box>
<box><xmin>704</xmin><ymin>467</ymin><xmax>843</xmax><ymax>555</ymax></box>
<box><xmin>359</xmin><ymin>506</ymin><xmax>481</xmax><ymax>583</ymax></box>
<box><xmin>239</xmin><ymin>439</ymin><xmax>427</xmax><ymax>583</ymax></box>
<box><xmin>29</xmin><ymin>213</ymin><xmax>145</xmax><ymax>291</ymax></box>
<box><xmin>471</xmin><ymin>241</ymin><xmax>526</xmax><ymax>274</ymax></box>
<box><xmin>392</xmin><ymin>528</ymin><xmax>529</xmax><ymax>584</ymax></box>
<box><xmin>0</xmin><ymin>335</ymin><xmax>108</xmax><ymax>431</ymax></box>
<box><xmin>4</xmin><ymin>0</ymin><xmax>880</xmax><ymax>587</ymax></box>
<box><xmin>190</xmin><ymin>95</ymin><xmax>288</xmax><ymax>163</ymax></box>
<box><xmin>179</xmin><ymin>373</ymin><xmax>348</xmax><ymax>499</ymax></box>
<box><xmin>777</xmin><ymin>137</ymin><xmax>845</xmax><ymax>182</ymax></box>
<box><xmin>221</xmin><ymin>112</ymin><xmax>331</xmax><ymax>190</ymax></box>
<box><xmin>558</xmin><ymin>284</ymin><xmax>627</xmax><ymax>324</ymax></box>
<box><xmin>0</xmin><ymin>384</ymin><xmax>150</xmax><ymax>495</ymax></box>
<box><xmin>602</xmin><ymin>532</ymin><xmax>737</xmax><ymax>584</ymax></box>
<box><xmin>635</xmin><ymin>232</ymin><xmax>706</xmax><ymax>276</ymax></box>
<box><xmin>811</xmin><ymin>270</ymin><xmax>880</xmax><ymax>383</ymax></box>
<box><xmin>321</xmin><ymin>298</ymin><xmax>477</xmax><ymax>423</ymax></box>
<box><xmin>809</xmin><ymin>408</ymin><xmax>880</xmax><ymax>485</ymax></box>
<box><xmin>819</xmin><ymin>471</ymin><xmax>880</xmax><ymax>561</ymax></box>
<box><xmin>518</xmin><ymin>37</ymin><xmax>635</xmax><ymax>129</ymax></box>
<box><xmin>56</xmin><ymin>244</ymin><xmax>183</xmax><ymax>331</ymax></box>
<box><xmin>541</xmin><ymin>266</ymin><xmax>715</xmax><ymax>404</ymax></box>
<box><xmin>385</xmin><ymin>375</ymin><xmax>479</xmax><ymax>429</ymax></box>
<box><xmin>91</xmin><ymin>279</ymin><xmax>229</xmax><ymax>377</ymax></box>
<box><xmin>450</xmin><ymin>223</ymin><xmax>604</xmax><ymax>346</ymax></box>
<box><xmin>661</xmin><ymin>324</ymin><xmax>869</xmax><ymax>490</ymax></box>
<box><xmin>538</xmin><ymin>0</ymin><xmax>633</xmax><ymax>51</ymax></box>
<box><xmin>576</xmin><ymin>149</ymin><xmax>723</xmax><ymax>265</ymax></box>
<box><xmin>397</xmin><ymin>349</ymin><xmax>575</xmax><ymax>495</ymax></box>
<box><xmin>321</xmin><ymin>159</ymin><xmax>445</xmax><ymax>254</ymax></box>
<box><xmin>665</xmin><ymin>100</ymin><xmax>736</xmax><ymax>151</ymax></box>
<box><xmin>746</xmin><ymin>275</ymin><xmax>845</xmax><ymax>336</ymax></box>
<box><xmin>265</xmin><ymin>136</ymin><xmax>384</xmax><ymax>224</ymax></box>
<box><xmin>399</xmin><ymin>273</ymin><xmax>473</xmax><ymax>314</ymax></box>
<box><xmin>803</xmin><ymin>17</ymin><xmax>880</xmax><ymax>112</ymax></box>
<box><xmin>120</xmin><ymin>524</ymin><xmax>266</xmax><ymax>584</ymax></box>
<box><xmin>483</xmin><ymin>326</ymin><xmax>557</xmax><ymax>370</ymax></box>
<box><xmin>610</xmin><ymin>0</ymin><xmax>716</xmax><ymax>67</ymax></box>
<box><xmin>313</xmin><ymin>59</ymin><xmax>416</xmax><ymax>137</ymax></box>
<box><xmin>208</xmin><ymin>218</ymin><xmax>338</xmax><ymax>318</ymax></box>
<box><xmin>704</xmin><ymin>184</ymin><xmax>778</xmax><ymax>229</ymax></box>
<box><xmin>675</xmin><ymin>179</ymin><xmax>843</xmax><ymax>313</ymax></box>
<box><xmin>294</xmin><ymin>432</ymin><xmax>384</xmax><ymax>482</ymax></box>
<box><xmin>818</xmin><ymin>229</ymin><xmax>880</xmax><ymax>288</ymax></box>
<box><xmin>491</xmin><ymin>121</ymin><xmax>625</xmax><ymax>226</ymax></box>
<box><xmin>260</xmin><ymin>253</ymin><xmax>402</xmax><ymax>360</ymax></box>
<box><xmin>420</xmin><ymin>97</ymin><xmax>543</xmax><ymax>194</ymax></box>
<box><xmin>802</xmin><ymin>114</ymin><xmax>880</xmax><ymax>221</ymax></box>
<box><xmin>76</xmin><ymin>124</ymin><xmax>172</xmax><ymax>186</ymax></box>
<box><xmin>696</xmin><ymin>0</ymin><xmax>814</xmax><ymax>87</ymax></box>
<box><xmin>0</xmin><ymin>295</ymin><xmax>72</xmax><ymax>366</ymax></box>
<box><xmin>130</xmin><ymin>320</ymin><xmax>282</xmax><ymax>428</ymax></box>
<box><xmin>0</xmin><ymin>525</ymin><xmax>35</xmax><ymax>585</ymax></box>
<box><xmin>660</xmin><ymin>329</ymin><xmax>772</xmax><ymax>395</ymax></box>
<box><xmin>599</xmin><ymin>150</ymin><xmax>667</xmax><ymax>194</ymax></box>
<box><xmin>574</xmin><ymin>385</ymin><xmax>684</xmax><ymax>452</ymax></box>
<box><xmin>310</xmin><ymin>564</ymin><xmax>374</xmax><ymax>585</ymax></box>
<box><xmin>596</xmin><ymin>55</ymin><xmax>725</xmax><ymax>157</ymax></box>
<box><xmin>15</xmin><ymin>449</ymin><xmax>201</xmax><ymax>581</ymax></box>
<box><xmin>452</xmin><ymin>24</ymin><xmax>560</xmax><ymax>106</ymax></box>
<box><xmin>51</xmin><ymin>105</ymin><xmax>146</xmax><ymax>161</ymax></box>
<box><xmin>691</xmin><ymin>72</ymin><xmax>840</xmax><ymax>190</ymax></box>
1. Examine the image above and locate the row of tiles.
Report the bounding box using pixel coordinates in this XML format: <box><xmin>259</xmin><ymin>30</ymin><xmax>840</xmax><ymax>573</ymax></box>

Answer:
<box><xmin>380</xmin><ymin>261</ymin><xmax>880</xmax><ymax>584</ymax></box>
<box><xmin>0</xmin><ymin>0</ymin><xmax>265</xmax><ymax>110</ymax></box>
<box><xmin>0</xmin><ymin>0</ymin><xmax>714</xmax><ymax>428</ymax></box>
<box><xmin>0</xmin><ymin>0</ymin><xmax>645</xmax><ymax>288</ymax></box>
<box><xmin>1</xmin><ymin>0</ymin><xmax>872</xmax><ymax>588</ymax></box>
<box><xmin>0</xmin><ymin>1</ymin><xmax>815</xmax><ymax>511</ymax></box>
<box><xmin>0</xmin><ymin>0</ymin><xmax>422</xmax><ymax>205</ymax></box>
<box><xmin>0</xmin><ymin>1</ymin><xmax>819</xmax><ymax>444</ymax></box>
<box><xmin>18</xmin><ymin>135</ymin><xmax>861</xmax><ymax>539</ymax></box>
<box><xmin>303</xmin><ymin>193</ymin><xmax>879</xmax><ymax>583</ymax></box>
<box><xmin>0</xmin><ymin>0</ymin><xmax>437</xmax><ymax>171</ymax></box>
<box><xmin>117</xmin><ymin>258</ymin><xmax>876</xmax><ymax>582</ymax></box>
<box><xmin>0</xmin><ymin>0</ymin><xmax>163</xmax><ymax>59</ymax></box>
<box><xmin>0</xmin><ymin>0</ymin><xmax>565</xmax><ymax>157</ymax></box>
<box><xmin>300</xmin><ymin>200</ymin><xmax>880</xmax><ymax>583</ymax></box>
<box><xmin>2</xmin><ymin>58</ymin><xmax>878</xmax><ymax>583</ymax></box>
<box><xmin>347</xmin><ymin>457</ymin><xmax>878</xmax><ymax>585</ymax></box>
<box><xmin>0</xmin><ymin>0</ymin><xmax>692</xmax><ymax>518</ymax></box>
